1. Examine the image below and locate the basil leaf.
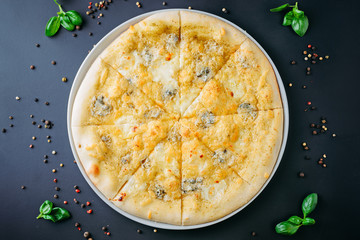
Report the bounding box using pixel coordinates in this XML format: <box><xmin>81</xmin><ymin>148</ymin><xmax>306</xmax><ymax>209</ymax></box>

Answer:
<box><xmin>51</xmin><ymin>207</ymin><xmax>71</xmax><ymax>222</ymax></box>
<box><xmin>39</xmin><ymin>200</ymin><xmax>53</xmax><ymax>215</ymax></box>
<box><xmin>282</xmin><ymin>11</ymin><xmax>294</xmax><ymax>26</ymax></box>
<box><xmin>41</xmin><ymin>214</ymin><xmax>57</xmax><ymax>222</ymax></box>
<box><xmin>275</xmin><ymin>221</ymin><xmax>300</xmax><ymax>235</ymax></box>
<box><xmin>288</xmin><ymin>216</ymin><xmax>303</xmax><ymax>225</ymax></box>
<box><xmin>60</xmin><ymin>14</ymin><xmax>75</xmax><ymax>31</ymax></box>
<box><xmin>270</xmin><ymin>3</ymin><xmax>289</xmax><ymax>12</ymax></box>
<box><xmin>303</xmin><ymin>217</ymin><xmax>316</xmax><ymax>225</ymax></box>
<box><xmin>45</xmin><ymin>16</ymin><xmax>60</xmax><ymax>37</ymax></box>
<box><xmin>292</xmin><ymin>8</ymin><xmax>304</xmax><ymax>18</ymax></box>
<box><xmin>291</xmin><ymin>15</ymin><xmax>309</xmax><ymax>37</ymax></box>
<box><xmin>301</xmin><ymin>193</ymin><xmax>318</xmax><ymax>217</ymax></box>
<box><xmin>66</xmin><ymin>10</ymin><xmax>83</xmax><ymax>26</ymax></box>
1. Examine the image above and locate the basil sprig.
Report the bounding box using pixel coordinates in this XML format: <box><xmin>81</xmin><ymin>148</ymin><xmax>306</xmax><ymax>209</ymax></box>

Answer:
<box><xmin>270</xmin><ymin>2</ymin><xmax>309</xmax><ymax>37</ymax></box>
<box><xmin>275</xmin><ymin>193</ymin><xmax>318</xmax><ymax>235</ymax></box>
<box><xmin>37</xmin><ymin>200</ymin><xmax>71</xmax><ymax>222</ymax></box>
<box><xmin>45</xmin><ymin>0</ymin><xmax>83</xmax><ymax>37</ymax></box>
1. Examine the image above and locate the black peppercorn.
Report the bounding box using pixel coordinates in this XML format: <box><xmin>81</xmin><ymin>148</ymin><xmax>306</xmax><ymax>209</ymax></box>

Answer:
<box><xmin>75</xmin><ymin>222</ymin><xmax>80</xmax><ymax>227</ymax></box>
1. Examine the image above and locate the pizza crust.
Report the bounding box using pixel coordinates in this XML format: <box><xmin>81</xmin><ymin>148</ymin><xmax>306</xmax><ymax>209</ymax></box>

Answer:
<box><xmin>71</xmin><ymin>11</ymin><xmax>284</xmax><ymax>226</ymax></box>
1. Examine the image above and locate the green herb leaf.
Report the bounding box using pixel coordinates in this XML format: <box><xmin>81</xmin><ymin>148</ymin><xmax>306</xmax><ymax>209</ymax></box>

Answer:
<box><xmin>60</xmin><ymin>14</ymin><xmax>75</xmax><ymax>31</ymax></box>
<box><xmin>292</xmin><ymin>7</ymin><xmax>304</xmax><ymax>18</ymax></box>
<box><xmin>282</xmin><ymin>11</ymin><xmax>294</xmax><ymax>26</ymax></box>
<box><xmin>270</xmin><ymin>3</ymin><xmax>289</xmax><ymax>12</ymax></box>
<box><xmin>275</xmin><ymin>221</ymin><xmax>300</xmax><ymax>235</ymax></box>
<box><xmin>302</xmin><ymin>193</ymin><xmax>318</xmax><ymax>217</ymax></box>
<box><xmin>45</xmin><ymin>16</ymin><xmax>61</xmax><ymax>37</ymax></box>
<box><xmin>66</xmin><ymin>10</ymin><xmax>83</xmax><ymax>26</ymax></box>
<box><xmin>302</xmin><ymin>217</ymin><xmax>316</xmax><ymax>225</ymax></box>
<box><xmin>39</xmin><ymin>200</ymin><xmax>53</xmax><ymax>215</ymax></box>
<box><xmin>41</xmin><ymin>214</ymin><xmax>57</xmax><ymax>222</ymax></box>
<box><xmin>291</xmin><ymin>15</ymin><xmax>309</xmax><ymax>37</ymax></box>
<box><xmin>51</xmin><ymin>207</ymin><xmax>71</xmax><ymax>222</ymax></box>
<box><xmin>287</xmin><ymin>215</ymin><xmax>303</xmax><ymax>225</ymax></box>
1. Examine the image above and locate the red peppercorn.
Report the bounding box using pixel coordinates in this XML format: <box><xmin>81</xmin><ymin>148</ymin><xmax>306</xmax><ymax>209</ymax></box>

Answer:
<box><xmin>107</xmin><ymin>232</ymin><xmax>111</xmax><ymax>236</ymax></box>
<box><xmin>53</xmin><ymin>178</ymin><xmax>57</xmax><ymax>183</ymax></box>
<box><xmin>64</xmin><ymin>201</ymin><xmax>68</xmax><ymax>204</ymax></box>
<box><xmin>88</xmin><ymin>6</ymin><xmax>92</xmax><ymax>9</ymax></box>
<box><xmin>87</xmin><ymin>209</ymin><xmax>93</xmax><ymax>214</ymax></box>
<box><xmin>76</xmin><ymin>189</ymin><xmax>80</xmax><ymax>193</ymax></box>
<box><xmin>307</xmin><ymin>44</ymin><xmax>312</xmax><ymax>48</ymax></box>
<box><xmin>86</xmin><ymin>201</ymin><xmax>91</xmax><ymax>206</ymax></box>
<box><xmin>89</xmin><ymin>2</ymin><xmax>92</xmax><ymax>5</ymax></box>
<box><xmin>307</xmin><ymin>101</ymin><xmax>311</xmax><ymax>105</ymax></box>
<box><xmin>78</xmin><ymin>227</ymin><xmax>81</xmax><ymax>231</ymax></box>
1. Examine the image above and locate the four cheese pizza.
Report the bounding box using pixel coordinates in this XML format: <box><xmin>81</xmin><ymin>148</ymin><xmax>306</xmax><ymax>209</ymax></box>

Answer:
<box><xmin>71</xmin><ymin>10</ymin><xmax>284</xmax><ymax>226</ymax></box>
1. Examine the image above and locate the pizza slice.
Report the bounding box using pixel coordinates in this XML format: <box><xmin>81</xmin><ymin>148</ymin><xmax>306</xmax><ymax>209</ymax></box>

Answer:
<box><xmin>71</xmin><ymin>119</ymin><xmax>175</xmax><ymax>199</ymax></box>
<box><xmin>111</xmin><ymin>122</ymin><xmax>182</xmax><ymax>225</ymax></box>
<box><xmin>72</xmin><ymin>58</ymin><xmax>178</xmax><ymax>127</ymax></box>
<box><xmin>184</xmin><ymin>39</ymin><xmax>282</xmax><ymax>117</ymax></box>
<box><xmin>179</xmin><ymin>10</ymin><xmax>247</xmax><ymax>115</ymax></box>
<box><xmin>214</xmin><ymin>39</ymin><xmax>282</xmax><ymax>111</ymax></box>
<box><xmin>181</xmin><ymin>109</ymin><xmax>283</xmax><ymax>189</ymax></box>
<box><xmin>100</xmin><ymin>11</ymin><xmax>181</xmax><ymax>116</ymax></box>
<box><xmin>180</xmin><ymin>123</ymin><xmax>255</xmax><ymax>225</ymax></box>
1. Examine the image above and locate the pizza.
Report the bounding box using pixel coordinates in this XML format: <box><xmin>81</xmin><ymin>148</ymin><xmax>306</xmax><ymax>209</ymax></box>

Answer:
<box><xmin>71</xmin><ymin>10</ymin><xmax>284</xmax><ymax>226</ymax></box>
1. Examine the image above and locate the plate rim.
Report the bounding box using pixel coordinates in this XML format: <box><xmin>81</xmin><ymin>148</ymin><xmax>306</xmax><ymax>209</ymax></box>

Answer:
<box><xmin>67</xmin><ymin>8</ymin><xmax>289</xmax><ymax>230</ymax></box>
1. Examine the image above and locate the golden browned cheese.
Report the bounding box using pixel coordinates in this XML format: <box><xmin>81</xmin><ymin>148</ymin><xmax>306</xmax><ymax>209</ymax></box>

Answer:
<box><xmin>71</xmin><ymin>11</ymin><xmax>283</xmax><ymax>226</ymax></box>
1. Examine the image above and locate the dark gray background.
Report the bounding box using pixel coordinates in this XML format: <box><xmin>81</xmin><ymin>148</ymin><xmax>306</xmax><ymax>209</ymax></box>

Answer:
<box><xmin>1</xmin><ymin>0</ymin><xmax>359</xmax><ymax>239</ymax></box>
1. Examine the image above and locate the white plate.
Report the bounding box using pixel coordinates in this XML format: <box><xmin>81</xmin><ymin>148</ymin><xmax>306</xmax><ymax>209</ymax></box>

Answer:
<box><xmin>67</xmin><ymin>9</ymin><xmax>289</xmax><ymax>230</ymax></box>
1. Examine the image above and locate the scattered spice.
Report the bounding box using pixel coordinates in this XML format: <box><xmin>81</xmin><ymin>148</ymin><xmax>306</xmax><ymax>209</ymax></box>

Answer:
<box><xmin>81</xmin><ymin>203</ymin><xmax>85</xmax><ymax>208</ymax></box>
<box><xmin>153</xmin><ymin>229</ymin><xmax>158</xmax><ymax>233</ymax></box>
<box><xmin>64</xmin><ymin>201</ymin><xmax>68</xmax><ymax>204</ymax></box>
<box><xmin>102</xmin><ymin>226</ymin><xmax>107</xmax><ymax>231</ymax></box>
<box><xmin>52</xmin><ymin>150</ymin><xmax>57</xmax><ymax>155</ymax></box>
<box><xmin>84</xmin><ymin>232</ymin><xmax>90</xmax><ymax>238</ymax></box>
<box><xmin>72</xmin><ymin>33</ymin><xmax>77</xmax><ymax>37</ymax></box>
<box><xmin>62</xmin><ymin>77</ymin><xmax>67</xmax><ymax>82</ymax></box>
<box><xmin>222</xmin><ymin>8</ymin><xmax>228</xmax><ymax>13</ymax></box>
<box><xmin>30</xmin><ymin>65</ymin><xmax>35</xmax><ymax>70</ymax></box>
<box><xmin>52</xmin><ymin>169</ymin><xmax>57</xmax><ymax>173</ymax></box>
<box><xmin>21</xmin><ymin>185</ymin><xmax>26</xmax><ymax>189</ymax></box>
<box><xmin>86</xmin><ymin>209</ymin><xmax>93</xmax><ymax>214</ymax></box>
<box><xmin>55</xmin><ymin>187</ymin><xmax>60</xmax><ymax>191</ymax></box>
<box><xmin>54</xmin><ymin>194</ymin><xmax>59</xmax><ymax>199</ymax></box>
<box><xmin>51</xmin><ymin>60</ymin><xmax>56</xmax><ymax>65</ymax></box>
<box><xmin>162</xmin><ymin>1</ymin><xmax>167</xmax><ymax>6</ymax></box>
<box><xmin>251</xmin><ymin>231</ymin><xmax>256</xmax><ymax>236</ymax></box>
<box><xmin>35</xmin><ymin>43</ymin><xmax>40</xmax><ymax>47</ymax></box>
<box><xmin>15</xmin><ymin>96</ymin><xmax>21</xmax><ymax>100</ymax></box>
<box><xmin>298</xmin><ymin>172</ymin><xmax>305</xmax><ymax>178</ymax></box>
<box><xmin>137</xmin><ymin>229</ymin><xmax>142</xmax><ymax>234</ymax></box>
<box><xmin>76</xmin><ymin>189</ymin><xmax>81</xmax><ymax>193</ymax></box>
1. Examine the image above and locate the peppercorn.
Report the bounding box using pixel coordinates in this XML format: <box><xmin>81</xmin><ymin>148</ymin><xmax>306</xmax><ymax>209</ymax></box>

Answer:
<box><xmin>15</xmin><ymin>96</ymin><xmax>20</xmax><ymax>100</ymax></box>
<box><xmin>9</xmin><ymin>124</ymin><xmax>13</xmax><ymax>127</ymax></box>
<box><xmin>60</xmin><ymin>163</ymin><xmax>64</xmax><ymax>167</ymax></box>
<box><xmin>2</xmin><ymin>128</ymin><xmax>6</xmax><ymax>133</ymax></box>
<box><xmin>86</xmin><ymin>201</ymin><xmax>91</xmax><ymax>206</ymax></box>
<box><xmin>303</xmin><ymin>50</ymin><xmax>307</xmax><ymax>55</ymax></box>
<box><xmin>21</xmin><ymin>185</ymin><xmax>26</xmax><ymax>189</ymax></box>
<box><xmin>52</xmin><ymin>150</ymin><xmax>57</xmax><ymax>155</ymax></box>
<box><xmin>302</xmin><ymin>85</ymin><xmax>307</xmax><ymax>89</ymax></box>
<box><xmin>52</xmin><ymin>169</ymin><xmax>56</xmax><ymax>173</ymax></box>
<box><xmin>32</xmin><ymin>136</ymin><xmax>36</xmax><ymax>140</ymax></box>
<box><xmin>304</xmin><ymin>156</ymin><xmax>311</xmax><ymax>160</ymax></box>
<box><xmin>137</xmin><ymin>229</ymin><xmax>142</xmax><ymax>234</ymax></box>
<box><xmin>222</xmin><ymin>8</ymin><xmax>228</xmax><ymax>13</ymax></box>
<box><xmin>288</xmin><ymin>83</ymin><xmax>292</xmax><ymax>87</ymax></box>
<box><xmin>62</xmin><ymin>77</ymin><xmax>67</xmax><ymax>82</ymax></box>
<box><xmin>37</xmin><ymin>124</ymin><xmax>42</xmax><ymax>128</ymax></box>
<box><xmin>290</xmin><ymin>60</ymin><xmax>296</xmax><ymax>65</ymax></box>
<box><xmin>319</xmin><ymin>57</ymin><xmax>323</xmax><ymax>61</ymax></box>
<box><xmin>310</xmin><ymin>123</ymin><xmax>315</xmax><ymax>128</ymax></box>
<box><xmin>89</xmin><ymin>32</ymin><xmax>93</xmax><ymax>36</ymax></box>
<box><xmin>9</xmin><ymin>116</ymin><xmax>13</xmax><ymax>120</ymax></box>
<box><xmin>311</xmin><ymin>106</ymin><xmax>316</xmax><ymax>110</ymax></box>
<box><xmin>332</xmin><ymin>133</ymin><xmax>336</xmax><ymax>138</ymax></box>
<box><xmin>74</xmin><ymin>185</ymin><xmax>78</xmax><ymax>189</ymax></box>
<box><xmin>54</xmin><ymin>194</ymin><xmax>59</xmax><ymax>199</ymax></box>
<box><xmin>102</xmin><ymin>226</ymin><xmax>107</xmax><ymax>231</ymax></box>
<box><xmin>51</xmin><ymin>60</ymin><xmax>56</xmax><ymax>65</ymax></box>
<box><xmin>76</xmin><ymin>189</ymin><xmax>80</xmax><ymax>193</ymax></box>
<box><xmin>306</xmin><ymin>67</ymin><xmax>311</xmax><ymax>71</ymax></box>
<box><xmin>97</xmin><ymin>21</ymin><xmax>101</xmax><ymax>25</ymax></box>
<box><xmin>44</xmin><ymin>155</ymin><xmax>48</xmax><ymax>159</ymax></box>
<box><xmin>30</xmin><ymin>65</ymin><xmax>35</xmax><ymax>70</ymax></box>
<box><xmin>86</xmin><ymin>209</ymin><xmax>93</xmax><ymax>214</ymax></box>
<box><xmin>64</xmin><ymin>201</ymin><xmax>68</xmax><ymax>204</ymax></box>
<box><xmin>153</xmin><ymin>229</ymin><xmax>158</xmax><ymax>233</ymax></box>
<box><xmin>76</xmin><ymin>25</ymin><xmax>81</xmax><ymax>30</ymax></box>
<box><xmin>311</xmin><ymin>46</ymin><xmax>316</xmax><ymax>50</ymax></box>
<box><xmin>298</xmin><ymin>172</ymin><xmax>305</xmax><ymax>178</ymax></box>
<box><xmin>34</xmin><ymin>98</ymin><xmax>39</xmax><ymax>102</ymax></box>
<box><xmin>162</xmin><ymin>1</ymin><xmax>167</xmax><ymax>6</ymax></box>
<box><xmin>75</xmin><ymin>222</ymin><xmax>80</xmax><ymax>227</ymax></box>
<box><xmin>251</xmin><ymin>231</ymin><xmax>256</xmax><ymax>236</ymax></box>
<box><xmin>45</xmin><ymin>102</ymin><xmax>49</xmax><ymax>105</ymax></box>
<box><xmin>72</xmin><ymin>33</ymin><xmax>77</xmax><ymax>37</ymax></box>
<box><xmin>84</xmin><ymin>232</ymin><xmax>90</xmax><ymax>238</ymax></box>
<box><xmin>35</xmin><ymin>43</ymin><xmax>40</xmax><ymax>47</ymax></box>
<box><xmin>55</xmin><ymin>187</ymin><xmax>60</xmax><ymax>191</ymax></box>
<box><xmin>29</xmin><ymin>144</ymin><xmax>34</xmax><ymax>148</ymax></box>
<box><xmin>81</xmin><ymin>203</ymin><xmax>85</xmax><ymax>208</ymax></box>
<box><xmin>44</xmin><ymin>159</ymin><xmax>48</xmax><ymax>163</ymax></box>
<box><xmin>312</xmin><ymin>130</ymin><xmax>317</xmax><ymax>135</ymax></box>
<box><xmin>74</xmin><ymin>198</ymin><xmax>79</xmax><ymax>204</ymax></box>
<box><xmin>53</xmin><ymin>178</ymin><xmax>57</xmax><ymax>183</ymax></box>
